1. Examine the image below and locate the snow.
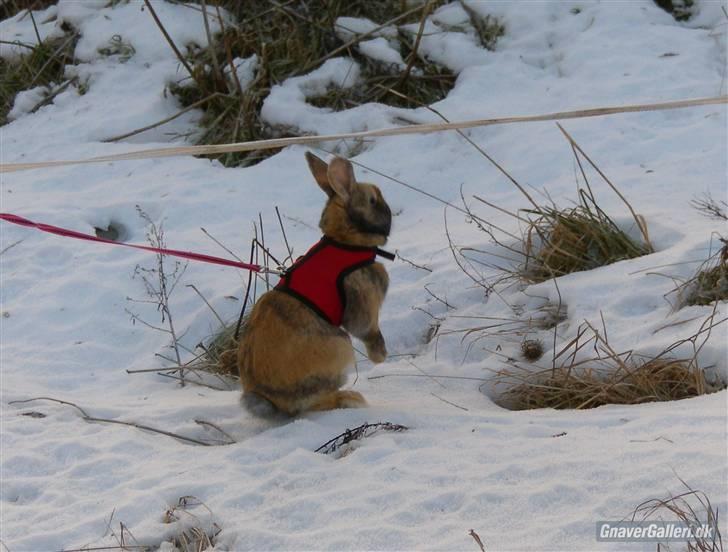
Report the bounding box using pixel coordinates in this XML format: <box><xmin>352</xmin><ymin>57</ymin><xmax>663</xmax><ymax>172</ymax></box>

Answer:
<box><xmin>1</xmin><ymin>1</ymin><xmax>727</xmax><ymax>551</ymax></box>
<box><xmin>7</xmin><ymin>86</ymin><xmax>47</xmax><ymax>121</ymax></box>
<box><xmin>358</xmin><ymin>37</ymin><xmax>407</xmax><ymax>70</ymax></box>
<box><xmin>225</xmin><ymin>55</ymin><xmax>258</xmax><ymax>92</ymax></box>
<box><xmin>334</xmin><ymin>16</ymin><xmax>399</xmax><ymax>42</ymax></box>
<box><xmin>0</xmin><ymin>5</ymin><xmax>64</xmax><ymax>61</ymax></box>
<box><xmin>334</xmin><ymin>17</ymin><xmax>406</xmax><ymax>71</ymax></box>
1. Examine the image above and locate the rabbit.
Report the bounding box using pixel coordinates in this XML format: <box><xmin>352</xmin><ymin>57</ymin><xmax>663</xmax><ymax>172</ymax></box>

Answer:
<box><xmin>237</xmin><ymin>152</ymin><xmax>392</xmax><ymax>416</ymax></box>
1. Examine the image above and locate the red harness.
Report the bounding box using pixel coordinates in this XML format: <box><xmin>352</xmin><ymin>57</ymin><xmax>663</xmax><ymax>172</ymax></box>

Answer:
<box><xmin>275</xmin><ymin>237</ymin><xmax>379</xmax><ymax>326</ymax></box>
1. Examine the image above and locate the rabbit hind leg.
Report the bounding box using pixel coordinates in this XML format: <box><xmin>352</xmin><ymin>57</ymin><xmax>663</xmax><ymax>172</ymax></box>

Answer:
<box><xmin>307</xmin><ymin>390</ymin><xmax>367</xmax><ymax>411</ymax></box>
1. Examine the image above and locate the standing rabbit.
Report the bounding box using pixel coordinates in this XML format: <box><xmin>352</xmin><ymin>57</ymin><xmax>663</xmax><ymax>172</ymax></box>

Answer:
<box><xmin>237</xmin><ymin>153</ymin><xmax>392</xmax><ymax>415</ymax></box>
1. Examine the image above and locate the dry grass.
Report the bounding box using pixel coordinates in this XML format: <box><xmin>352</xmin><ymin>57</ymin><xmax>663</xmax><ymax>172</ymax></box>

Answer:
<box><xmin>161</xmin><ymin>496</ymin><xmax>221</xmax><ymax>552</ymax></box>
<box><xmin>520</xmin><ymin>197</ymin><xmax>652</xmax><ymax>283</ymax></box>
<box><xmin>459</xmin><ymin>125</ymin><xmax>653</xmax><ymax>290</ymax></box>
<box><xmin>674</xmin><ymin>238</ymin><xmax>728</xmax><ymax>308</ymax></box>
<box><xmin>494</xmin><ymin>313</ymin><xmax>726</xmax><ymax>410</ymax></box>
<box><xmin>0</xmin><ymin>26</ymin><xmax>78</xmax><ymax>125</ymax></box>
<box><xmin>192</xmin><ymin>321</ymin><xmax>239</xmax><ymax>378</ymax></box>
<box><xmin>158</xmin><ymin>0</ymin><xmax>476</xmax><ymax>167</ymax></box>
<box><xmin>630</xmin><ymin>478</ymin><xmax>723</xmax><ymax>552</ymax></box>
<box><xmin>1</xmin><ymin>0</ymin><xmax>57</xmax><ymax>20</ymax></box>
<box><xmin>498</xmin><ymin>357</ymin><xmax>721</xmax><ymax>410</ymax></box>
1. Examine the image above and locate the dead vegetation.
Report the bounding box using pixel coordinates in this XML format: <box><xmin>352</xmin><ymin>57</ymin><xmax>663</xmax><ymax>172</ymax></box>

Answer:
<box><xmin>630</xmin><ymin>476</ymin><xmax>723</xmax><ymax>552</ymax></box>
<box><xmin>472</xmin><ymin>124</ymin><xmax>653</xmax><ymax>286</ymax></box>
<box><xmin>519</xmin><ymin>198</ymin><xmax>652</xmax><ymax>283</ymax></box>
<box><xmin>124</xmin><ymin>209</ymin><xmax>294</xmax><ymax>388</ymax></box>
<box><xmin>315</xmin><ymin>422</ymin><xmax>409</xmax><ymax>457</ymax></box>
<box><xmin>161</xmin><ymin>496</ymin><xmax>222</xmax><ymax>552</ymax></box>
<box><xmin>671</xmin><ymin>237</ymin><xmax>728</xmax><ymax>308</ymax></box>
<box><xmin>493</xmin><ymin>310</ymin><xmax>726</xmax><ymax>411</ymax></box>
<box><xmin>144</xmin><ymin>0</ymin><xmax>500</xmax><ymax>166</ymax></box>
<box><xmin>58</xmin><ymin>496</ymin><xmax>222</xmax><ymax>551</ymax></box>
<box><xmin>666</xmin><ymin>196</ymin><xmax>728</xmax><ymax>309</ymax></box>
<box><xmin>2</xmin><ymin>1</ymin><xmax>507</xmax><ymax>165</ymax></box>
<box><xmin>0</xmin><ymin>19</ymin><xmax>78</xmax><ymax>125</ymax></box>
<box><xmin>0</xmin><ymin>0</ymin><xmax>57</xmax><ymax>20</ymax></box>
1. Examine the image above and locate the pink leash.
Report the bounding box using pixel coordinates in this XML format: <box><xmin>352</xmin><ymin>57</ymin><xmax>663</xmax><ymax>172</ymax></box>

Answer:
<box><xmin>0</xmin><ymin>213</ymin><xmax>263</xmax><ymax>272</ymax></box>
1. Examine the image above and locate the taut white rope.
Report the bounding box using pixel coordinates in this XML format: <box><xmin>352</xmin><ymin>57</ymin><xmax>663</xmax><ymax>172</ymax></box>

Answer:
<box><xmin>1</xmin><ymin>96</ymin><xmax>725</xmax><ymax>174</ymax></box>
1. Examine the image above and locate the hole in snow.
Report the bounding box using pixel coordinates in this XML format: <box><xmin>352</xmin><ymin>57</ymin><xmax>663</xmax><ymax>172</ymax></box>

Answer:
<box><xmin>94</xmin><ymin>221</ymin><xmax>128</xmax><ymax>242</ymax></box>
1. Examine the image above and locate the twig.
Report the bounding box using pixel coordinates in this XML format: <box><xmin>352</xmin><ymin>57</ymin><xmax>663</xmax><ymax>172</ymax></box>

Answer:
<box><xmin>258</xmin><ymin>213</ymin><xmax>270</xmax><ymax>291</ymax></box>
<box><xmin>29</xmin><ymin>78</ymin><xmax>76</xmax><ymax>114</ymax></box>
<box><xmin>157</xmin><ymin>372</ymin><xmax>229</xmax><ymax>391</ymax></box>
<box><xmin>407</xmin><ymin>359</ymin><xmax>447</xmax><ymax>388</ymax></box>
<box><xmin>424</xmin><ymin>284</ymin><xmax>456</xmax><ymax>310</ymax></box>
<box><xmin>194</xmin><ymin>419</ymin><xmax>236</xmax><ymax>444</ymax></box>
<box><xmin>216</xmin><ymin>5</ymin><xmax>243</xmax><ymax>97</ymax></box>
<box><xmin>275</xmin><ymin>206</ymin><xmax>293</xmax><ymax>265</ymax></box>
<box><xmin>396</xmin><ymin>250</ymin><xmax>432</xmax><ymax>272</ymax></box>
<box><xmin>199</xmin><ymin>226</ymin><xmax>246</xmax><ymax>263</ymax></box>
<box><xmin>143</xmin><ymin>0</ymin><xmax>197</xmax><ymax>81</ymax></box>
<box><xmin>431</xmin><ymin>392</ymin><xmax>469</xmax><ymax>411</ymax></box>
<box><xmin>59</xmin><ymin>546</ymin><xmax>149</xmax><ymax>552</ymax></box>
<box><xmin>186</xmin><ymin>284</ymin><xmax>225</xmax><ymax>326</ymax></box>
<box><xmin>199</xmin><ymin>0</ymin><xmax>222</xmax><ymax>87</ymax></box>
<box><xmin>104</xmin><ymin>93</ymin><xmax>226</xmax><ymax>142</ymax></box>
<box><xmin>556</xmin><ymin>123</ymin><xmax>653</xmax><ymax>251</ymax></box>
<box><xmin>396</xmin><ymin>0</ymin><xmax>433</xmax><ymax>88</ymax></box>
<box><xmin>368</xmin><ymin>374</ymin><xmax>488</xmax><ymax>382</ymax></box>
<box><xmin>234</xmin><ymin>240</ymin><xmax>256</xmax><ymax>340</ymax></box>
<box><xmin>28</xmin><ymin>8</ymin><xmax>42</xmax><ymax>46</ymax></box>
<box><xmin>9</xmin><ymin>397</ymin><xmax>211</xmax><ymax>446</ymax></box>
<box><xmin>0</xmin><ymin>39</ymin><xmax>37</xmax><ymax>51</ymax></box>
<box><xmin>299</xmin><ymin>4</ymin><xmax>428</xmax><ymax>75</ymax></box>
<box><xmin>629</xmin><ymin>436</ymin><xmax>674</xmax><ymax>444</ymax></box>
<box><xmin>315</xmin><ymin>422</ymin><xmax>408</xmax><ymax>454</ymax></box>
<box><xmin>377</xmin><ymin>86</ymin><xmax>539</xmax><ymax>208</ymax></box>
<box><xmin>468</xmin><ymin>529</ymin><xmax>486</xmax><ymax>552</ymax></box>
<box><xmin>0</xmin><ymin>239</ymin><xmax>24</xmax><ymax>257</ymax></box>
<box><xmin>444</xmin><ymin>208</ymin><xmax>490</xmax><ymax>291</ymax></box>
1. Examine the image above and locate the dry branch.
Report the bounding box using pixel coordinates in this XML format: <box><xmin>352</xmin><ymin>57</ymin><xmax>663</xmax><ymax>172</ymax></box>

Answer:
<box><xmin>315</xmin><ymin>422</ymin><xmax>409</xmax><ymax>455</ymax></box>
<box><xmin>9</xmin><ymin>397</ymin><xmax>212</xmax><ymax>446</ymax></box>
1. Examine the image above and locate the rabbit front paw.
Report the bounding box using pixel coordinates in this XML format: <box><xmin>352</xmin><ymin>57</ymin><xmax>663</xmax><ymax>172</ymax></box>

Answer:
<box><xmin>365</xmin><ymin>331</ymin><xmax>387</xmax><ymax>363</ymax></box>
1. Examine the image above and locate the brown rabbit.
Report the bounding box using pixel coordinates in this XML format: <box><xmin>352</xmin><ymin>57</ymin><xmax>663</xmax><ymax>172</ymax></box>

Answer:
<box><xmin>237</xmin><ymin>152</ymin><xmax>392</xmax><ymax>416</ymax></box>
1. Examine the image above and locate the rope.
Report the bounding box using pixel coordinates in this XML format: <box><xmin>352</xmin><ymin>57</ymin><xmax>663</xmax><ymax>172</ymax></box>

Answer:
<box><xmin>0</xmin><ymin>212</ymin><xmax>264</xmax><ymax>272</ymax></box>
<box><xmin>1</xmin><ymin>96</ymin><xmax>725</xmax><ymax>174</ymax></box>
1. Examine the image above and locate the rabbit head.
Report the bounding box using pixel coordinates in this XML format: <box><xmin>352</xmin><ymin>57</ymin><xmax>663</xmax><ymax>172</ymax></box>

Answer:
<box><xmin>305</xmin><ymin>152</ymin><xmax>392</xmax><ymax>247</ymax></box>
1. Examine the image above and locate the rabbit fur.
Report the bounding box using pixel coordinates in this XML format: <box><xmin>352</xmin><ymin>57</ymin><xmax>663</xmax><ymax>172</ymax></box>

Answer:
<box><xmin>237</xmin><ymin>152</ymin><xmax>392</xmax><ymax>415</ymax></box>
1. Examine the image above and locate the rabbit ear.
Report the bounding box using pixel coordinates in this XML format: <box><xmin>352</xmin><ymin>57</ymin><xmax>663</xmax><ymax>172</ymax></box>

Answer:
<box><xmin>305</xmin><ymin>152</ymin><xmax>334</xmax><ymax>198</ymax></box>
<box><xmin>327</xmin><ymin>157</ymin><xmax>355</xmax><ymax>203</ymax></box>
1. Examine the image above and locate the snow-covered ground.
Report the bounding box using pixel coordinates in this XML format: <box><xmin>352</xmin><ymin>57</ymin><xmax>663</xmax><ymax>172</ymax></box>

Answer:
<box><xmin>1</xmin><ymin>1</ymin><xmax>727</xmax><ymax>550</ymax></box>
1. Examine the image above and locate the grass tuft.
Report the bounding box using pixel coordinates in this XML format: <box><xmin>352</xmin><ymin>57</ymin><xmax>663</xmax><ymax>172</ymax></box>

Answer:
<box><xmin>1</xmin><ymin>29</ymin><xmax>78</xmax><ymax>125</ymax></box>
<box><xmin>162</xmin><ymin>496</ymin><xmax>222</xmax><ymax>552</ymax></box>
<box><xmin>494</xmin><ymin>315</ymin><xmax>726</xmax><ymax>410</ymax></box>
<box><xmin>192</xmin><ymin>321</ymin><xmax>239</xmax><ymax>378</ymax></box>
<box><xmin>677</xmin><ymin>238</ymin><xmax>728</xmax><ymax>307</ymax></box>
<box><xmin>521</xmin><ymin>196</ymin><xmax>652</xmax><ymax>283</ymax></box>
<box><xmin>498</xmin><ymin>358</ymin><xmax>722</xmax><ymax>410</ymax></box>
<box><xmin>630</xmin><ymin>480</ymin><xmax>723</xmax><ymax>552</ymax></box>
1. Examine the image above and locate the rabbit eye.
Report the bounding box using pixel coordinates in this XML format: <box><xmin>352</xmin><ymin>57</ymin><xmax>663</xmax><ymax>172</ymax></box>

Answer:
<box><xmin>369</xmin><ymin>196</ymin><xmax>376</xmax><ymax>205</ymax></box>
